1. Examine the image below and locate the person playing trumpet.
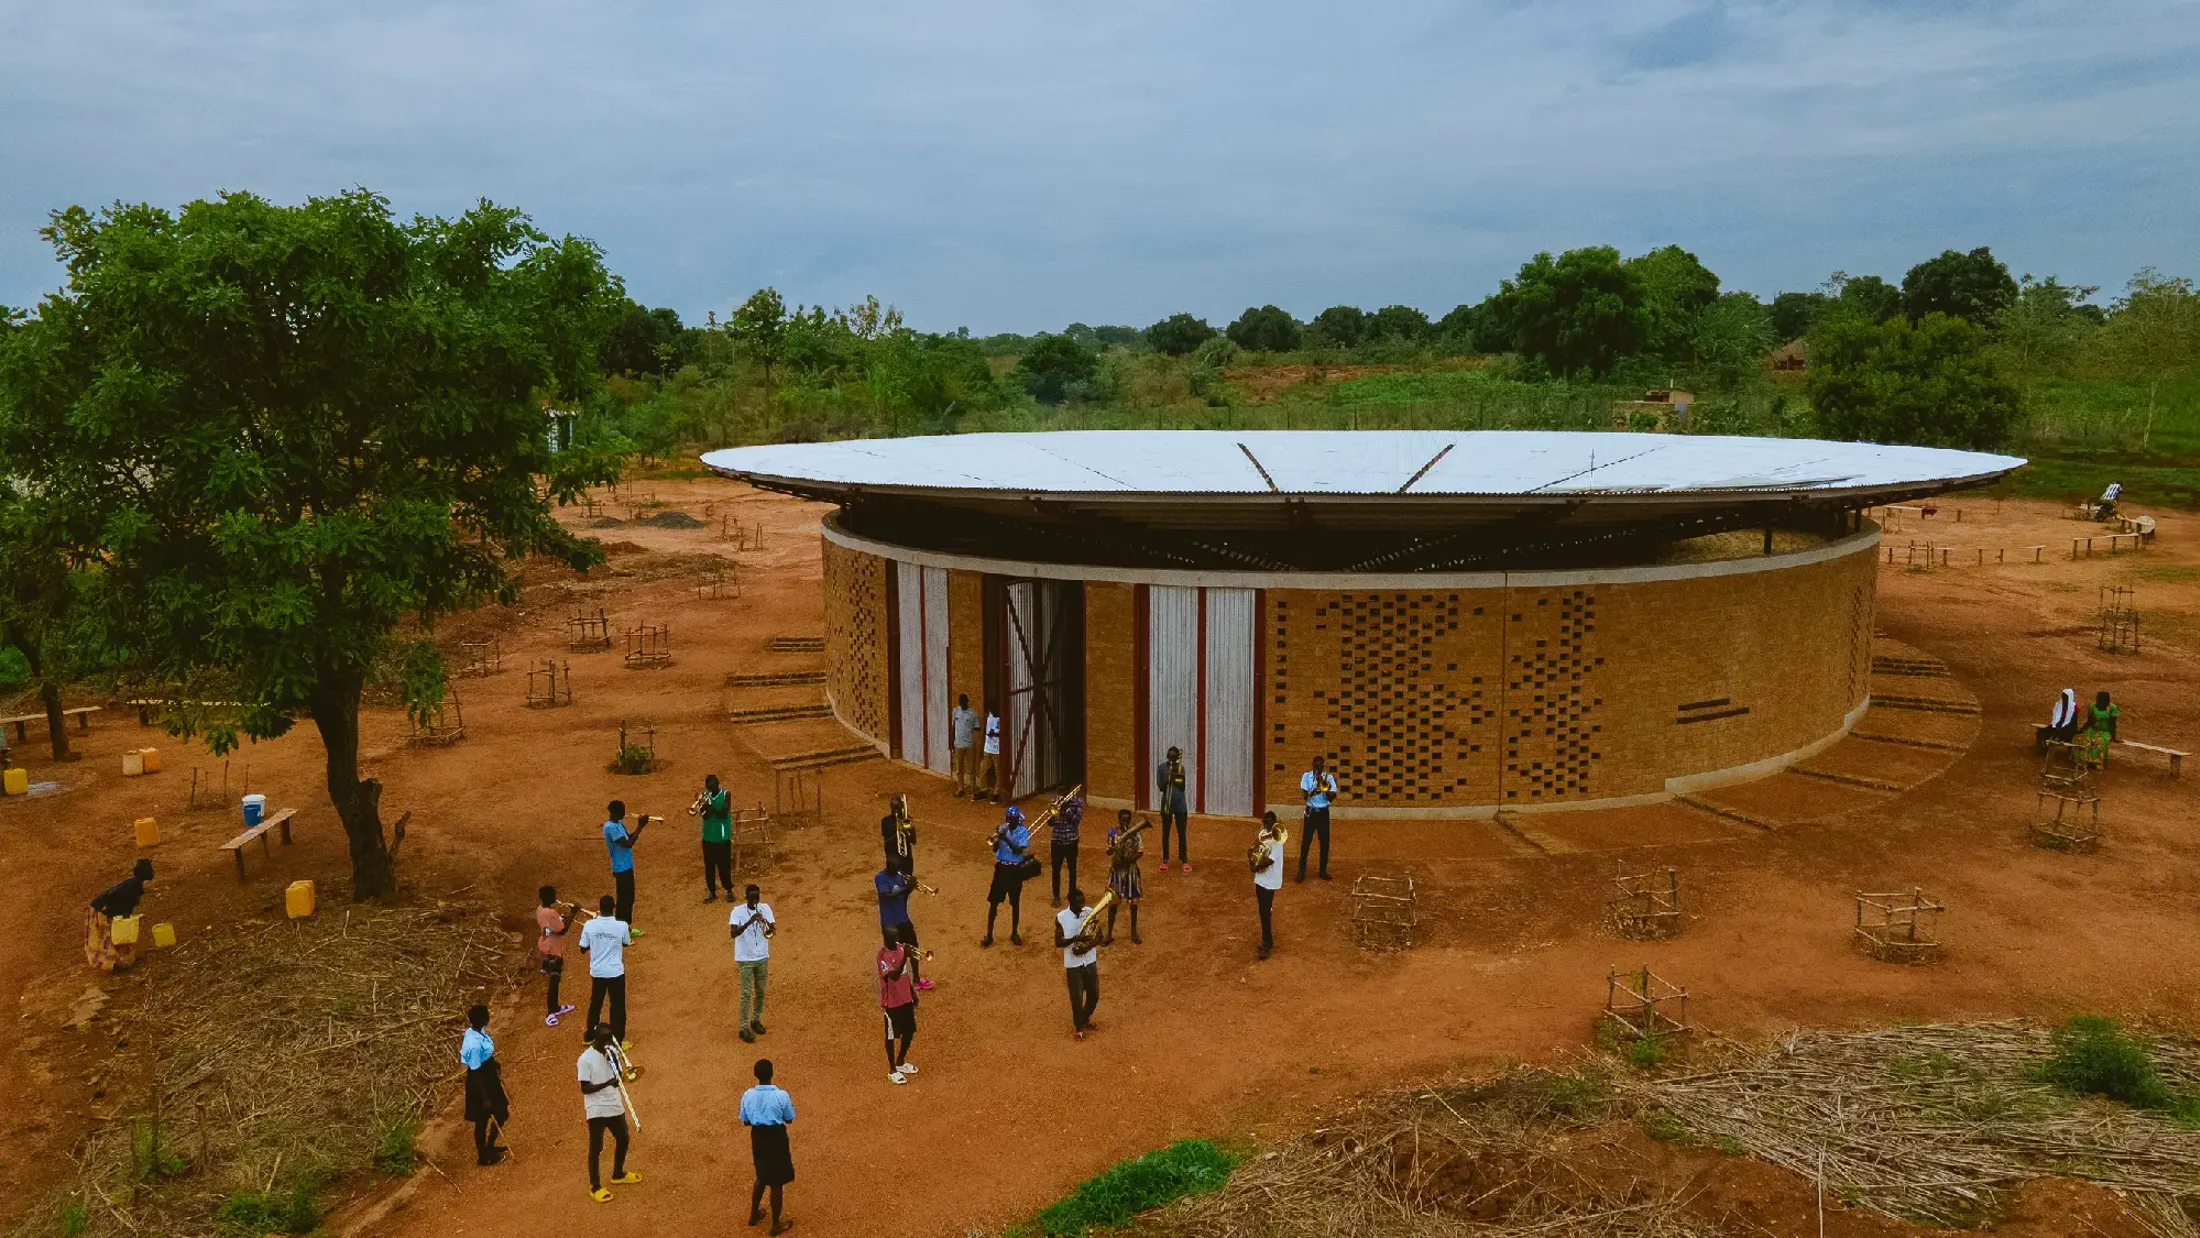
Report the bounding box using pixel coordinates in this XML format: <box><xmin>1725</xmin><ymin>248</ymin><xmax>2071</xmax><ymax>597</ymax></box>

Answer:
<box><xmin>696</xmin><ymin>773</ymin><xmax>733</xmax><ymax>903</ymax></box>
<box><xmin>1054</xmin><ymin>887</ymin><xmax>1103</xmax><ymax>1039</ymax></box>
<box><xmin>536</xmin><ymin>884</ymin><xmax>579</xmax><ymax>1026</ymax></box>
<box><xmin>1105</xmin><ymin>809</ymin><xmax>1146</xmax><ymax>945</ymax></box>
<box><xmin>874</xmin><ymin>853</ymin><xmax>933</xmax><ymax>992</ymax></box>
<box><xmin>1250</xmin><ymin>811</ymin><xmax>1286</xmax><ymax>961</ymax></box>
<box><xmin>982</xmin><ymin>805</ymin><xmax>1033</xmax><ymax>948</ymax></box>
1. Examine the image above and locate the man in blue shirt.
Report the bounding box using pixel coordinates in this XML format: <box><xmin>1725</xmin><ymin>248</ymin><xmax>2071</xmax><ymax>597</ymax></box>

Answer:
<box><xmin>1297</xmin><ymin>755</ymin><xmax>1337</xmax><ymax>882</ymax></box>
<box><xmin>982</xmin><ymin>806</ymin><xmax>1032</xmax><ymax>948</ymax></box>
<box><xmin>875</xmin><ymin>854</ymin><xmax>931</xmax><ymax>991</ymax></box>
<box><xmin>741</xmin><ymin>1058</ymin><xmax>797</xmax><ymax>1234</ymax></box>
<box><xmin>603</xmin><ymin>799</ymin><xmax>652</xmax><ymax>935</ymax></box>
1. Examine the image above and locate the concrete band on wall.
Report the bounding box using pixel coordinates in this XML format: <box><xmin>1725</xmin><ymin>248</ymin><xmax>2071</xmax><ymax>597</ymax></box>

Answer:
<box><xmin>820</xmin><ymin>515</ymin><xmax>1881</xmax><ymax>819</ymax></box>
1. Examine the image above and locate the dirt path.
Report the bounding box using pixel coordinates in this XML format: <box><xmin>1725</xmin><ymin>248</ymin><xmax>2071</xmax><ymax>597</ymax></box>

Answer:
<box><xmin>9</xmin><ymin>484</ymin><xmax>2200</xmax><ymax>1238</ymax></box>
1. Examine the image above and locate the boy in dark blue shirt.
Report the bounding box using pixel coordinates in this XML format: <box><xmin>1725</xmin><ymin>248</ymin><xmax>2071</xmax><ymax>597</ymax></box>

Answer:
<box><xmin>874</xmin><ymin>855</ymin><xmax>931</xmax><ymax>991</ymax></box>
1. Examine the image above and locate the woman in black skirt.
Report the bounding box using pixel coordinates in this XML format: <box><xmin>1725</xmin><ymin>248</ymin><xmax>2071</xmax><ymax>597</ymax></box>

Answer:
<box><xmin>740</xmin><ymin>1058</ymin><xmax>796</xmax><ymax>1233</ymax></box>
<box><xmin>460</xmin><ymin>1005</ymin><xmax>509</xmax><ymax>1165</ymax></box>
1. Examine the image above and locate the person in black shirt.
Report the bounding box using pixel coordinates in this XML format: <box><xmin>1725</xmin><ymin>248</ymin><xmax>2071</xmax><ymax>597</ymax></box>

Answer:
<box><xmin>880</xmin><ymin>794</ymin><xmax>914</xmax><ymax>873</ymax></box>
<box><xmin>86</xmin><ymin>859</ymin><xmax>153</xmax><ymax>971</ymax></box>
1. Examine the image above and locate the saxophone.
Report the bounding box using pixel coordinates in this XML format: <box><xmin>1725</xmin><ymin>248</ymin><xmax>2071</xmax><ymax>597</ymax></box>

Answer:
<box><xmin>1247</xmin><ymin>822</ymin><xmax>1286</xmax><ymax>872</ymax></box>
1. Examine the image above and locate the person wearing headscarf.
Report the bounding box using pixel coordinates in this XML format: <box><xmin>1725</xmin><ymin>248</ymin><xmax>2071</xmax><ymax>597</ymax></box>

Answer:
<box><xmin>2037</xmin><ymin>688</ymin><xmax>2079</xmax><ymax>753</ymax></box>
<box><xmin>2078</xmin><ymin>690</ymin><xmax>2121</xmax><ymax>768</ymax></box>
<box><xmin>85</xmin><ymin>859</ymin><xmax>153</xmax><ymax>971</ymax></box>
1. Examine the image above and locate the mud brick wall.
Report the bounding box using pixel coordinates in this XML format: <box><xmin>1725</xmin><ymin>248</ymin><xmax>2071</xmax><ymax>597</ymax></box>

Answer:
<box><xmin>821</xmin><ymin>537</ymin><xmax>891</xmax><ymax>744</ymax></box>
<box><xmin>1081</xmin><ymin>581</ymin><xmax>1137</xmax><ymax>804</ymax></box>
<box><xmin>1264</xmin><ymin>543</ymin><xmax>1877</xmax><ymax>810</ymax></box>
<box><xmin>947</xmin><ymin>568</ymin><xmax>986</xmax><ymax>719</ymax></box>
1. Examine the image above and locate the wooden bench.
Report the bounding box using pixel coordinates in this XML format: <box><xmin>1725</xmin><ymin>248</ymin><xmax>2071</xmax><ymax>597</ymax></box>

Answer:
<box><xmin>220</xmin><ymin>808</ymin><xmax>298</xmax><ymax>881</ymax></box>
<box><xmin>1</xmin><ymin>705</ymin><xmax>101</xmax><ymax>742</ymax></box>
<box><xmin>2116</xmin><ymin>740</ymin><xmax>2187</xmax><ymax>778</ymax></box>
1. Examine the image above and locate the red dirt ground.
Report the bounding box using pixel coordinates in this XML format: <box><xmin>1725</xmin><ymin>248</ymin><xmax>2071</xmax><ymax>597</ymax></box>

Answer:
<box><xmin>5</xmin><ymin>484</ymin><xmax>2198</xmax><ymax>1237</ymax></box>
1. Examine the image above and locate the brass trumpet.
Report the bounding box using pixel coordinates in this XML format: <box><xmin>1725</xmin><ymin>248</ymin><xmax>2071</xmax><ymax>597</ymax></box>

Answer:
<box><xmin>915</xmin><ymin>879</ymin><xmax>940</xmax><ymax>896</ymax></box>
<box><xmin>685</xmin><ymin>790</ymin><xmax>707</xmax><ymax>817</ymax></box>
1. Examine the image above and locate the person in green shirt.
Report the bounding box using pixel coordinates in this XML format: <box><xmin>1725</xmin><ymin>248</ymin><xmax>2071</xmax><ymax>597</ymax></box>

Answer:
<box><xmin>2077</xmin><ymin>691</ymin><xmax>2120</xmax><ymax>769</ymax></box>
<box><xmin>698</xmin><ymin>774</ymin><xmax>733</xmax><ymax>902</ymax></box>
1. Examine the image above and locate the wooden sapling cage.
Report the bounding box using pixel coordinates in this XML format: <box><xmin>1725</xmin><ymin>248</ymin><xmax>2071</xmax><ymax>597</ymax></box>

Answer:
<box><xmin>1604</xmin><ymin>965</ymin><xmax>1689</xmax><ymax>1040</ymax></box>
<box><xmin>1611</xmin><ymin>867</ymin><xmax>1682</xmax><ymax>940</ymax></box>
<box><xmin>610</xmin><ymin>720</ymin><xmax>660</xmax><ymax>775</ymax></box>
<box><xmin>569</xmin><ymin>607</ymin><xmax>613</xmax><ymax>652</ymax></box>
<box><xmin>407</xmin><ymin>687</ymin><xmax>467</xmax><ymax>747</ymax></box>
<box><xmin>2031</xmin><ymin>787</ymin><xmax>2102</xmax><ymax>852</ymax></box>
<box><xmin>730</xmin><ymin>803</ymin><xmax>775</xmax><ymax>875</ymax></box>
<box><xmin>526</xmin><ymin>660</ymin><xmax>574</xmax><ymax>709</ymax></box>
<box><xmin>774</xmin><ymin>766</ymin><xmax>823</xmax><ymax>830</ymax></box>
<box><xmin>696</xmin><ymin>562</ymin><xmax>739</xmax><ymax>601</ymax></box>
<box><xmin>623</xmin><ymin>624</ymin><xmax>672</xmax><ymax>669</ymax></box>
<box><xmin>456</xmin><ymin>638</ymin><xmax>504</xmax><ymax>678</ymax></box>
<box><xmin>1349</xmin><ymin>873</ymin><xmax>1418</xmax><ymax>950</ymax></box>
<box><xmin>1854</xmin><ymin>888</ymin><xmax>1944</xmax><ymax>963</ymax></box>
<box><xmin>2099</xmin><ymin>585</ymin><xmax>2140</xmax><ymax>654</ymax></box>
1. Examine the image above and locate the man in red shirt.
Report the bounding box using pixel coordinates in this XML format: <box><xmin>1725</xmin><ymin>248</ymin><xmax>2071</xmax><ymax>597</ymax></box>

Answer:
<box><xmin>877</xmin><ymin>928</ymin><xmax>919</xmax><ymax>1085</ymax></box>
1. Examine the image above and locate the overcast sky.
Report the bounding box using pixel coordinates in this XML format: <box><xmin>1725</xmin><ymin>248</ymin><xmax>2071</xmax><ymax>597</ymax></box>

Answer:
<box><xmin>3</xmin><ymin>1</ymin><xmax>2196</xmax><ymax>334</ymax></box>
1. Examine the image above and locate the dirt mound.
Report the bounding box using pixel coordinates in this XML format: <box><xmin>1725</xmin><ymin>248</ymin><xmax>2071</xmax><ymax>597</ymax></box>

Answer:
<box><xmin>636</xmin><ymin>510</ymin><xmax>706</xmax><ymax>529</ymax></box>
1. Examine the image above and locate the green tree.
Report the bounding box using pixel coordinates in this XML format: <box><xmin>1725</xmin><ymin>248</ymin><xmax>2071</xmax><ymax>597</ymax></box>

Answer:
<box><xmin>1146</xmin><ymin>312</ymin><xmax>1216</xmax><ymax>357</ymax></box>
<box><xmin>1901</xmin><ymin>247</ymin><xmax>2018</xmax><ymax>325</ymax></box>
<box><xmin>1488</xmin><ymin>247</ymin><xmax>1647</xmax><ymax>377</ymax></box>
<box><xmin>1623</xmin><ymin>245</ymin><xmax>1721</xmax><ymax>361</ymax></box>
<box><xmin>1225</xmin><ymin>305</ymin><xmax>1302</xmax><ymax>353</ymax></box>
<box><xmin>0</xmin><ymin>190</ymin><xmax>624</xmax><ymax>897</ymax></box>
<box><xmin>2094</xmin><ymin>268</ymin><xmax>2200</xmax><ymax>449</ymax></box>
<box><xmin>1828</xmin><ymin>273</ymin><xmax>1902</xmax><ymax>323</ymax></box>
<box><xmin>1994</xmin><ymin>275</ymin><xmax>2099</xmax><ymax>399</ymax></box>
<box><xmin>1807</xmin><ymin>311</ymin><xmax>2018</xmax><ymax>449</ymax></box>
<box><xmin>730</xmin><ymin>288</ymin><xmax>789</xmax><ymax>384</ymax></box>
<box><xmin>1435</xmin><ymin>299</ymin><xmax>1507</xmax><ymax>352</ymax></box>
<box><xmin>1013</xmin><ymin>332</ymin><xmax>1099</xmax><ymax>404</ymax></box>
<box><xmin>1769</xmin><ymin>291</ymin><xmax>1831</xmax><ymax>343</ymax></box>
<box><xmin>1368</xmin><ymin>304</ymin><xmax>1432</xmax><ymax>341</ymax></box>
<box><xmin>1305</xmin><ymin>305</ymin><xmax>1369</xmax><ymax>349</ymax></box>
<box><xmin>1691</xmin><ymin>291</ymin><xmax>1775</xmax><ymax>375</ymax></box>
<box><xmin>0</xmin><ymin>494</ymin><xmax>84</xmax><ymax>760</ymax></box>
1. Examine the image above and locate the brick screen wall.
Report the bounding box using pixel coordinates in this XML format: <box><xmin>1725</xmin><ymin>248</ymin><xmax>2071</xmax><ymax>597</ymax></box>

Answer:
<box><xmin>1082</xmin><ymin>581</ymin><xmax>1137</xmax><ymax>804</ymax></box>
<box><xmin>821</xmin><ymin>536</ymin><xmax>891</xmax><ymax>744</ymax></box>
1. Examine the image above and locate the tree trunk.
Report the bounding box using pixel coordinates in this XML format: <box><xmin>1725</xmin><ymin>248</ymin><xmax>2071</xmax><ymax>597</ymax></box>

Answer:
<box><xmin>15</xmin><ymin>638</ymin><xmax>73</xmax><ymax>761</ymax></box>
<box><xmin>308</xmin><ymin>672</ymin><xmax>394</xmax><ymax>900</ymax></box>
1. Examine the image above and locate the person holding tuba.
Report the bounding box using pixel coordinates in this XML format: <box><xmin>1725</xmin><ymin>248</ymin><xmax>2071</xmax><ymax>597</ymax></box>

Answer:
<box><xmin>696</xmin><ymin>773</ymin><xmax>733</xmax><ymax>903</ymax></box>
<box><xmin>982</xmin><ymin>804</ymin><xmax>1034</xmax><ymax>947</ymax></box>
<box><xmin>1105</xmin><ymin>809</ymin><xmax>1147</xmax><ymax>945</ymax></box>
<box><xmin>1249</xmin><ymin>811</ymin><xmax>1286</xmax><ymax>960</ymax></box>
<box><xmin>1054</xmin><ymin>886</ymin><xmax>1103</xmax><ymax>1039</ymax></box>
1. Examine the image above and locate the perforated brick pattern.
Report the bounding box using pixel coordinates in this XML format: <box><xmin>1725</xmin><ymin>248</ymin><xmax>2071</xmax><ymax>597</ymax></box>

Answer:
<box><xmin>1503</xmin><ymin>590</ymin><xmax>1603</xmax><ymax>801</ymax></box>
<box><xmin>821</xmin><ymin>537</ymin><xmax>890</xmax><ymax>743</ymax></box>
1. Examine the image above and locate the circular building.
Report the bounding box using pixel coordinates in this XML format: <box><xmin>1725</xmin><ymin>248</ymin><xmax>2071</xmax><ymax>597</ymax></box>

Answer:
<box><xmin>702</xmin><ymin>431</ymin><xmax>2020</xmax><ymax>821</ymax></box>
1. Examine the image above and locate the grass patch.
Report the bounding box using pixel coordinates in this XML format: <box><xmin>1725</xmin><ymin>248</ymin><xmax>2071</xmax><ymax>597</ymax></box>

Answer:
<box><xmin>213</xmin><ymin>1187</ymin><xmax>317</xmax><ymax>1236</ymax></box>
<box><xmin>2034</xmin><ymin>1014</ymin><xmax>2200</xmax><ymax>1123</ymax></box>
<box><xmin>374</xmin><ymin>1116</ymin><xmax>420</xmax><ymax>1177</ymax></box>
<box><xmin>1987</xmin><ymin>453</ymin><xmax>2200</xmax><ymax>511</ymax></box>
<box><xmin>1030</xmin><ymin>1138</ymin><xmax>1241</xmax><ymax>1235</ymax></box>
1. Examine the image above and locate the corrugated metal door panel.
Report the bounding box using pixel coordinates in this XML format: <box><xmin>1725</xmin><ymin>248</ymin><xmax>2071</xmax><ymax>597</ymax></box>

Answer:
<box><xmin>923</xmin><ymin>566</ymin><xmax>951</xmax><ymax>773</ymax></box>
<box><xmin>894</xmin><ymin>560</ymin><xmax>925</xmax><ymax>762</ymax></box>
<box><xmin>1202</xmin><ymin>588</ymin><xmax>1256</xmax><ymax>817</ymax></box>
<box><xmin>1004</xmin><ymin>580</ymin><xmax>1038</xmax><ymax>799</ymax></box>
<box><xmin>1147</xmin><ymin>585</ymin><xmax>1200</xmax><ymax>809</ymax></box>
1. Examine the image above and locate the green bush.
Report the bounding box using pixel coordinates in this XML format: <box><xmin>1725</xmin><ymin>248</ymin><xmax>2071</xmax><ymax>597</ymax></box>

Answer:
<box><xmin>2038</xmin><ymin>1015</ymin><xmax>2176</xmax><ymax>1109</ymax></box>
<box><xmin>0</xmin><ymin>646</ymin><xmax>28</xmax><ymax>691</ymax></box>
<box><xmin>1033</xmin><ymin>1138</ymin><xmax>1241</xmax><ymax>1235</ymax></box>
<box><xmin>214</xmin><ymin>1187</ymin><xmax>317</xmax><ymax>1235</ymax></box>
<box><xmin>374</xmin><ymin>1116</ymin><xmax>419</xmax><ymax>1176</ymax></box>
<box><xmin>1626</xmin><ymin>1034</ymin><xmax>1667</xmax><ymax>1071</ymax></box>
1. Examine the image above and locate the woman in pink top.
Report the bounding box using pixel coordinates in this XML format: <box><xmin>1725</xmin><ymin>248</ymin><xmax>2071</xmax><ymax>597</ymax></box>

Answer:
<box><xmin>538</xmin><ymin>885</ymin><xmax>578</xmax><ymax>1026</ymax></box>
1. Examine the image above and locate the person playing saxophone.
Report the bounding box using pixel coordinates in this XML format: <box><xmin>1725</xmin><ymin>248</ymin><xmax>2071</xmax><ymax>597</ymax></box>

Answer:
<box><xmin>1055</xmin><ymin>886</ymin><xmax>1103</xmax><ymax>1039</ymax></box>
<box><xmin>1249</xmin><ymin>811</ymin><xmax>1286</xmax><ymax>960</ymax></box>
<box><xmin>1105</xmin><ymin>809</ymin><xmax>1147</xmax><ymax>945</ymax></box>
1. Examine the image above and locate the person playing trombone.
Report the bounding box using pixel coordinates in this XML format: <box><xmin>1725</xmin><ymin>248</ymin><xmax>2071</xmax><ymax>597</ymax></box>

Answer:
<box><xmin>579</xmin><ymin>1022</ymin><xmax>640</xmax><ymax>1201</ymax></box>
<box><xmin>880</xmin><ymin>792</ymin><xmax>915</xmax><ymax>873</ymax></box>
<box><xmin>982</xmin><ymin>805</ymin><xmax>1033</xmax><ymax>947</ymax></box>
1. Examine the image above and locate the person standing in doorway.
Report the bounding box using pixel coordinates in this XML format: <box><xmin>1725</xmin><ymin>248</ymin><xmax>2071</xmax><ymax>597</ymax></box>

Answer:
<box><xmin>579</xmin><ymin>895</ymin><xmax>632</xmax><ymax>1046</ymax></box>
<box><xmin>879</xmin><ymin>927</ymin><xmax>920</xmax><ymax>1083</ymax></box>
<box><xmin>1250</xmin><ymin>811</ymin><xmax>1285</xmax><ymax>960</ymax></box>
<box><xmin>1297</xmin><ymin>755</ymin><xmax>1337</xmax><ymax>882</ymax></box>
<box><xmin>461</xmin><ymin>1004</ymin><xmax>509</xmax><ymax>1166</ymax></box>
<box><xmin>536</xmin><ymin>885</ymin><xmax>577</xmax><ymax>1026</ymax></box>
<box><xmin>730</xmin><ymin>884</ymin><xmax>775</xmax><ymax>1042</ymax></box>
<box><xmin>742</xmin><ymin>1059</ymin><xmax>797</xmax><ymax>1234</ymax></box>
<box><xmin>579</xmin><ymin>1023</ymin><xmax>638</xmax><ymax>1201</ymax></box>
<box><xmin>1155</xmin><ymin>745</ymin><xmax>1190</xmax><ymax>871</ymax></box>
<box><xmin>979</xmin><ymin>702</ymin><xmax>1003</xmax><ymax>802</ymax></box>
<box><xmin>602</xmin><ymin>800</ymin><xmax>650</xmax><ymax>936</ymax></box>
<box><xmin>1049</xmin><ymin>787</ymin><xmax>1084</xmax><ymax>907</ymax></box>
<box><xmin>697</xmin><ymin>774</ymin><xmax>732</xmax><ymax>902</ymax></box>
<box><xmin>951</xmin><ymin>693</ymin><xmax>981</xmax><ymax>797</ymax></box>
<box><xmin>1055</xmin><ymin>887</ymin><xmax>1102</xmax><ymax>1039</ymax></box>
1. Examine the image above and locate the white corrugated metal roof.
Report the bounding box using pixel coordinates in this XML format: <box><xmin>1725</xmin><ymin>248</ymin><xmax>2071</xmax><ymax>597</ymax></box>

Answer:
<box><xmin>700</xmin><ymin>430</ymin><xmax>2021</xmax><ymax>498</ymax></box>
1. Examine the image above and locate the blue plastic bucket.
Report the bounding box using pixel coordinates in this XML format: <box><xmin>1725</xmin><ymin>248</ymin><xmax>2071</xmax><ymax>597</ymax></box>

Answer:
<box><xmin>242</xmin><ymin>793</ymin><xmax>266</xmax><ymax>827</ymax></box>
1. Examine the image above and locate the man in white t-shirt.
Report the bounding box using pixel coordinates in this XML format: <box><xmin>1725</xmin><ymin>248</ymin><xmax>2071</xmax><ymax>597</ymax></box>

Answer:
<box><xmin>978</xmin><ymin>704</ymin><xmax>1002</xmax><ymax>803</ymax></box>
<box><xmin>578</xmin><ymin>1023</ymin><xmax>639</xmax><ymax>1200</ymax></box>
<box><xmin>1054</xmin><ymin>887</ymin><xmax>1101</xmax><ymax>1039</ymax></box>
<box><xmin>578</xmin><ymin>895</ymin><xmax>632</xmax><ymax>1045</ymax></box>
<box><xmin>1250</xmin><ymin>812</ymin><xmax>1284</xmax><ymax>960</ymax></box>
<box><xmin>730</xmin><ymin>884</ymin><xmax>776</xmax><ymax>1043</ymax></box>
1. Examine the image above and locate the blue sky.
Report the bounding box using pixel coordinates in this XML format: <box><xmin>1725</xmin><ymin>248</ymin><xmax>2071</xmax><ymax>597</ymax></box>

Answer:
<box><xmin>3</xmin><ymin>1</ymin><xmax>2196</xmax><ymax>334</ymax></box>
